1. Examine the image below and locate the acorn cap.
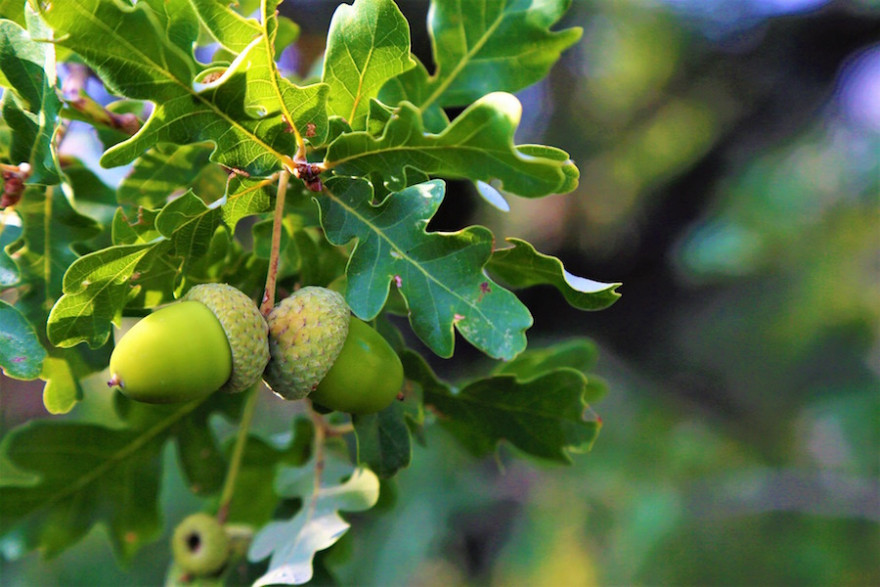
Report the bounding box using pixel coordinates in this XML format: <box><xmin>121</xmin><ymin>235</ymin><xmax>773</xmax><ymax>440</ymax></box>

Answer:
<box><xmin>185</xmin><ymin>283</ymin><xmax>269</xmax><ymax>394</ymax></box>
<box><xmin>263</xmin><ymin>286</ymin><xmax>350</xmax><ymax>400</ymax></box>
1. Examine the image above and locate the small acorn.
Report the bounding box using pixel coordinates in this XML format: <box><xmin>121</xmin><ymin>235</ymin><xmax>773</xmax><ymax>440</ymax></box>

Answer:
<box><xmin>108</xmin><ymin>283</ymin><xmax>269</xmax><ymax>404</ymax></box>
<box><xmin>263</xmin><ymin>287</ymin><xmax>403</xmax><ymax>414</ymax></box>
<box><xmin>171</xmin><ymin>513</ymin><xmax>230</xmax><ymax>577</ymax></box>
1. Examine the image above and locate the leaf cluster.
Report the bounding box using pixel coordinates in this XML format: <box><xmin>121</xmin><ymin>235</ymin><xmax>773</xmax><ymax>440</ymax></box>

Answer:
<box><xmin>0</xmin><ymin>0</ymin><xmax>620</xmax><ymax>582</ymax></box>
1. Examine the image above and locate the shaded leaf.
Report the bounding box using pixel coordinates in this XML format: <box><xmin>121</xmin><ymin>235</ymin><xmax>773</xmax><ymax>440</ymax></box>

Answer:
<box><xmin>117</xmin><ymin>143</ymin><xmax>213</xmax><ymax>208</ymax></box>
<box><xmin>404</xmin><ymin>351</ymin><xmax>601</xmax><ymax>463</ymax></box>
<box><xmin>487</xmin><ymin>238</ymin><xmax>622</xmax><ymax>310</ymax></box>
<box><xmin>494</xmin><ymin>337</ymin><xmax>600</xmax><ymax>380</ymax></box>
<box><xmin>249</xmin><ymin>445</ymin><xmax>380</xmax><ymax>586</ymax></box>
<box><xmin>322</xmin><ymin>0</ymin><xmax>416</xmax><ymax>130</ymax></box>
<box><xmin>319</xmin><ymin>177</ymin><xmax>532</xmax><ymax>360</ymax></box>
<box><xmin>351</xmin><ymin>401</ymin><xmax>412</xmax><ymax>478</ymax></box>
<box><xmin>0</xmin><ymin>299</ymin><xmax>46</xmax><ymax>379</ymax></box>
<box><xmin>325</xmin><ymin>92</ymin><xmax>576</xmax><ymax>198</ymax></box>
<box><xmin>0</xmin><ymin>396</ymin><xmax>236</xmax><ymax>560</ymax></box>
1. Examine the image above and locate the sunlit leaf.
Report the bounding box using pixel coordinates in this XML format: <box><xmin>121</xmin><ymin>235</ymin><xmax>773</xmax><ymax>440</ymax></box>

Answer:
<box><xmin>0</xmin><ymin>17</ymin><xmax>60</xmax><ymax>184</ymax></box>
<box><xmin>382</xmin><ymin>0</ymin><xmax>581</xmax><ymax>110</ymax></box>
<box><xmin>322</xmin><ymin>0</ymin><xmax>416</xmax><ymax>130</ymax></box>
<box><xmin>38</xmin><ymin>0</ymin><xmax>297</xmax><ymax>176</ymax></box>
<box><xmin>325</xmin><ymin>92</ymin><xmax>576</xmax><ymax>198</ymax></box>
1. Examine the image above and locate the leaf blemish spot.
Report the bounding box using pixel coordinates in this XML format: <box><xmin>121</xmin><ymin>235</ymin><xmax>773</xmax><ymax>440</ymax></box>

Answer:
<box><xmin>394</xmin><ymin>275</ymin><xmax>402</xmax><ymax>287</ymax></box>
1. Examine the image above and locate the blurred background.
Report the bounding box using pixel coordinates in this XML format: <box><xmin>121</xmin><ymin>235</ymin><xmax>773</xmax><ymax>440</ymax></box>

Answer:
<box><xmin>2</xmin><ymin>0</ymin><xmax>879</xmax><ymax>585</ymax></box>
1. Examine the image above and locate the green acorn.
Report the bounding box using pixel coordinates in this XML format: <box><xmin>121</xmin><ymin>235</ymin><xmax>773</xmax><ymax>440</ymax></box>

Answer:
<box><xmin>171</xmin><ymin>513</ymin><xmax>230</xmax><ymax>577</ymax></box>
<box><xmin>263</xmin><ymin>287</ymin><xmax>404</xmax><ymax>414</ymax></box>
<box><xmin>108</xmin><ymin>283</ymin><xmax>269</xmax><ymax>403</ymax></box>
<box><xmin>263</xmin><ymin>287</ymin><xmax>350</xmax><ymax>401</ymax></box>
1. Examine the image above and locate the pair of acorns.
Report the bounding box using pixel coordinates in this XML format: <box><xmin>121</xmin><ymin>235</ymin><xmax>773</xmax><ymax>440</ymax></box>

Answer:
<box><xmin>109</xmin><ymin>284</ymin><xmax>403</xmax><ymax>414</ymax></box>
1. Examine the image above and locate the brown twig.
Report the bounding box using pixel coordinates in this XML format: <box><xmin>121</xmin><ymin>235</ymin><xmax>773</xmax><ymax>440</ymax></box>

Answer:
<box><xmin>260</xmin><ymin>169</ymin><xmax>290</xmax><ymax>316</ymax></box>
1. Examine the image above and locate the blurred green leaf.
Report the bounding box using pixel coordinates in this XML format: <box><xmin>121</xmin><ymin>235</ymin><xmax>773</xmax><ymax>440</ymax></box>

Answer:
<box><xmin>0</xmin><ymin>221</ymin><xmax>20</xmax><ymax>286</ymax></box>
<box><xmin>117</xmin><ymin>143</ymin><xmax>213</xmax><ymax>208</ymax></box>
<box><xmin>320</xmin><ymin>177</ymin><xmax>532</xmax><ymax>360</ymax></box>
<box><xmin>487</xmin><ymin>238</ymin><xmax>621</xmax><ymax>310</ymax></box>
<box><xmin>0</xmin><ymin>16</ymin><xmax>60</xmax><ymax>185</ymax></box>
<box><xmin>351</xmin><ymin>401</ymin><xmax>412</xmax><ymax>479</ymax></box>
<box><xmin>0</xmin><ymin>299</ymin><xmax>46</xmax><ymax>379</ymax></box>
<box><xmin>494</xmin><ymin>338</ymin><xmax>600</xmax><ymax>380</ymax></box>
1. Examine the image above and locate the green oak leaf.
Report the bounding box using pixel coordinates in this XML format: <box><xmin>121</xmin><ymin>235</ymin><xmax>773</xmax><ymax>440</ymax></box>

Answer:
<box><xmin>0</xmin><ymin>299</ymin><xmax>46</xmax><ymax>379</ymax></box>
<box><xmin>47</xmin><ymin>191</ymin><xmax>222</xmax><ymax>348</ymax></box>
<box><xmin>404</xmin><ymin>351</ymin><xmax>601</xmax><ymax>463</ymax></box>
<box><xmin>325</xmin><ymin>92</ymin><xmax>576</xmax><ymax>198</ymax></box>
<box><xmin>0</xmin><ymin>17</ymin><xmax>61</xmax><ymax>185</ymax></box>
<box><xmin>0</xmin><ymin>221</ymin><xmax>20</xmax><ymax>286</ymax></box>
<box><xmin>0</xmin><ymin>1</ymin><xmax>25</xmax><ymax>27</ymax></box>
<box><xmin>38</xmin><ymin>0</ymin><xmax>298</xmax><ymax>176</ymax></box>
<box><xmin>322</xmin><ymin>0</ymin><xmax>416</xmax><ymax>130</ymax></box>
<box><xmin>487</xmin><ymin>238</ymin><xmax>622</xmax><ymax>310</ymax></box>
<box><xmin>188</xmin><ymin>0</ymin><xmax>262</xmax><ymax>54</ymax></box>
<box><xmin>494</xmin><ymin>338</ymin><xmax>599</xmax><ymax>380</ymax></box>
<box><xmin>396</xmin><ymin>0</ymin><xmax>581</xmax><ymax>110</ymax></box>
<box><xmin>319</xmin><ymin>177</ymin><xmax>532</xmax><ymax>360</ymax></box>
<box><xmin>494</xmin><ymin>338</ymin><xmax>609</xmax><ymax>404</ymax></box>
<box><xmin>222</xmin><ymin>175</ymin><xmax>275</xmax><ymax>232</ymax></box>
<box><xmin>195</xmin><ymin>0</ymin><xmax>329</xmax><ymax>147</ymax></box>
<box><xmin>11</xmin><ymin>184</ymin><xmax>101</xmax><ymax>323</ymax></box>
<box><xmin>351</xmin><ymin>400</ymin><xmax>412</xmax><ymax>479</ymax></box>
<box><xmin>117</xmin><ymin>143</ymin><xmax>214</xmax><ymax>208</ymax></box>
<box><xmin>0</xmin><ymin>398</ymin><xmax>236</xmax><ymax>561</ymax></box>
<box><xmin>248</xmin><ymin>442</ymin><xmax>380</xmax><ymax>586</ymax></box>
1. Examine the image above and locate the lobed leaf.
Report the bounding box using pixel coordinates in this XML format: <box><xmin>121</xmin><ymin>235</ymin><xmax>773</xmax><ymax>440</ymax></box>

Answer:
<box><xmin>249</xmin><ymin>442</ymin><xmax>380</xmax><ymax>586</ymax></box>
<box><xmin>405</xmin><ymin>0</ymin><xmax>582</xmax><ymax>110</ymax></box>
<box><xmin>319</xmin><ymin>177</ymin><xmax>533</xmax><ymax>360</ymax></box>
<box><xmin>322</xmin><ymin>0</ymin><xmax>416</xmax><ymax>130</ymax></box>
<box><xmin>325</xmin><ymin>92</ymin><xmax>576</xmax><ymax>198</ymax></box>
<box><xmin>405</xmin><ymin>351</ymin><xmax>601</xmax><ymax>462</ymax></box>
<box><xmin>487</xmin><ymin>238</ymin><xmax>622</xmax><ymax>310</ymax></box>
<box><xmin>38</xmin><ymin>0</ymin><xmax>303</xmax><ymax>176</ymax></box>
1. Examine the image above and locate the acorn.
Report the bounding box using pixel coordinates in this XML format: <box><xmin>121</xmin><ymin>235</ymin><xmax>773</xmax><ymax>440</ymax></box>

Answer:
<box><xmin>263</xmin><ymin>287</ymin><xmax>404</xmax><ymax>414</ymax></box>
<box><xmin>171</xmin><ymin>513</ymin><xmax>230</xmax><ymax>577</ymax></box>
<box><xmin>108</xmin><ymin>283</ymin><xmax>269</xmax><ymax>404</ymax></box>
